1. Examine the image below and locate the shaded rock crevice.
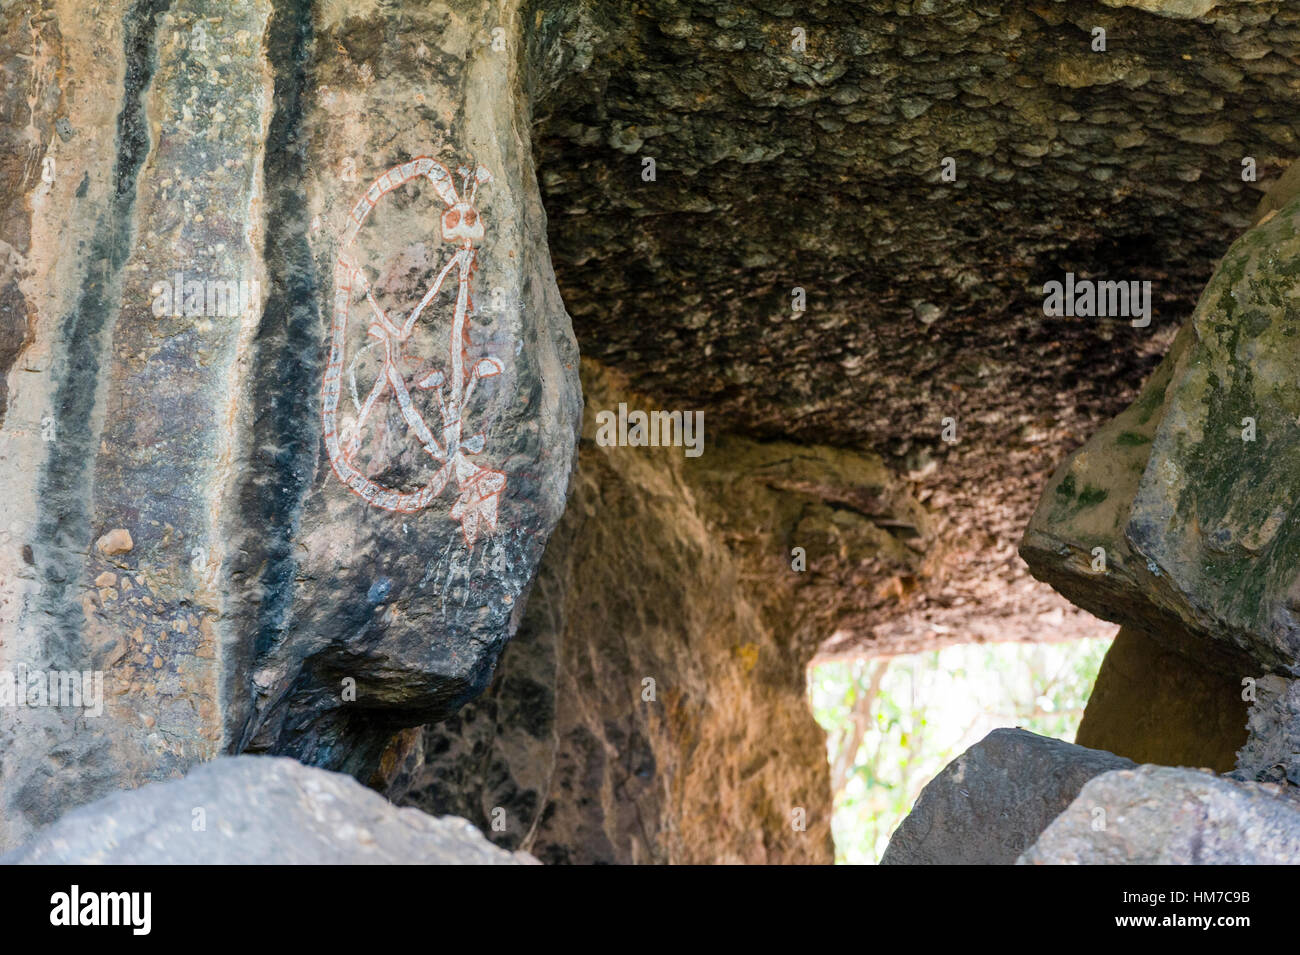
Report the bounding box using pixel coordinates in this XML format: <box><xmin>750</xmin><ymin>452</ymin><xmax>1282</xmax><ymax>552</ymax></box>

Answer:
<box><xmin>1074</xmin><ymin>625</ymin><xmax>1249</xmax><ymax>773</ymax></box>
<box><xmin>380</xmin><ymin>362</ymin><xmax>952</xmax><ymax>862</ymax></box>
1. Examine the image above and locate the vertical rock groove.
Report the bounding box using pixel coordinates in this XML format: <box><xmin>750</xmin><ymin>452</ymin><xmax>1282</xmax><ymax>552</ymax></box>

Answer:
<box><xmin>33</xmin><ymin>0</ymin><xmax>171</xmax><ymax>664</ymax></box>
<box><xmin>227</xmin><ymin>0</ymin><xmax>320</xmax><ymax>752</ymax></box>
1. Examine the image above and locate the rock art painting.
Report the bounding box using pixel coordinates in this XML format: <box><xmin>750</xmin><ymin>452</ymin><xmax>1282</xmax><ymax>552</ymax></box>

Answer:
<box><xmin>322</xmin><ymin>157</ymin><xmax>506</xmax><ymax>545</ymax></box>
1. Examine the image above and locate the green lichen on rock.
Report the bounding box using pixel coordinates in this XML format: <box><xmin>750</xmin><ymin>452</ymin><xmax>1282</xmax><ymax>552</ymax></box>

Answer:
<box><xmin>1021</xmin><ymin>320</ymin><xmax>1192</xmax><ymax>636</ymax></box>
<box><xmin>1026</xmin><ymin>193</ymin><xmax>1300</xmax><ymax>671</ymax></box>
<box><xmin>1127</xmin><ymin>196</ymin><xmax>1300</xmax><ymax>666</ymax></box>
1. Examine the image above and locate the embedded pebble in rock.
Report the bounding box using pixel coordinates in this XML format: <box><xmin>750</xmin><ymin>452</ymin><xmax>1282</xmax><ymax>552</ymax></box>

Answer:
<box><xmin>533</xmin><ymin>0</ymin><xmax>1300</xmax><ymax>654</ymax></box>
<box><xmin>95</xmin><ymin>528</ymin><xmax>134</xmax><ymax>556</ymax></box>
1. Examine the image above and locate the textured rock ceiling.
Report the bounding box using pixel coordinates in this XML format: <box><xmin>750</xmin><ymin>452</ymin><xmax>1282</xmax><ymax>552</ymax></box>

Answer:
<box><xmin>527</xmin><ymin>0</ymin><xmax>1300</xmax><ymax>652</ymax></box>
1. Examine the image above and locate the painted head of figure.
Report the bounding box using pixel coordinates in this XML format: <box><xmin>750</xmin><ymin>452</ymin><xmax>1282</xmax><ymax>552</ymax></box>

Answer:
<box><xmin>436</xmin><ymin>164</ymin><xmax>492</xmax><ymax>245</ymax></box>
<box><xmin>441</xmin><ymin>200</ymin><xmax>484</xmax><ymax>244</ymax></box>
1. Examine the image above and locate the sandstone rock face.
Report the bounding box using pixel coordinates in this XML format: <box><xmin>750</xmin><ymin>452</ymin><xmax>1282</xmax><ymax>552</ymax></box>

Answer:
<box><xmin>1075</xmin><ymin>626</ymin><xmax>1248</xmax><ymax>772</ymax></box>
<box><xmin>379</xmin><ymin>359</ymin><xmax>994</xmax><ymax>862</ymax></box>
<box><xmin>1</xmin><ymin>755</ymin><xmax>532</xmax><ymax>864</ymax></box>
<box><xmin>880</xmin><ymin>728</ymin><xmax>1134</xmax><ymax>865</ymax></box>
<box><xmin>0</xmin><ymin>0</ymin><xmax>579</xmax><ymax>850</ymax></box>
<box><xmin>1010</xmin><ymin>163</ymin><xmax>1300</xmax><ymax>859</ymax></box>
<box><xmin>1123</xmin><ymin>200</ymin><xmax>1300</xmax><ymax>671</ymax></box>
<box><xmin>230</xmin><ymin>0</ymin><xmax>580</xmax><ymax>779</ymax></box>
<box><xmin>1019</xmin><ymin>764</ymin><xmax>1300</xmax><ymax>864</ymax></box>
<box><xmin>4</xmin><ymin>0</ymin><xmax>1298</xmax><ymax>867</ymax></box>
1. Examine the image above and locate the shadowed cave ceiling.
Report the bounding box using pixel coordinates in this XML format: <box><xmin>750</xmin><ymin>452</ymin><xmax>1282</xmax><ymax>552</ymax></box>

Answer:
<box><xmin>522</xmin><ymin>0</ymin><xmax>1298</xmax><ymax>653</ymax></box>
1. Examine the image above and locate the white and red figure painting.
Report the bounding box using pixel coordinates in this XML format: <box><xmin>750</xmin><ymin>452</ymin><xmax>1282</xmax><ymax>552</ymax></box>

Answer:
<box><xmin>321</xmin><ymin>157</ymin><xmax>507</xmax><ymax>546</ymax></box>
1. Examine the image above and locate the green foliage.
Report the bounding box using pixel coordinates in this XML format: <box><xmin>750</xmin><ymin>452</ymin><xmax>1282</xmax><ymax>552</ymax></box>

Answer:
<box><xmin>808</xmin><ymin>636</ymin><xmax>1112</xmax><ymax>865</ymax></box>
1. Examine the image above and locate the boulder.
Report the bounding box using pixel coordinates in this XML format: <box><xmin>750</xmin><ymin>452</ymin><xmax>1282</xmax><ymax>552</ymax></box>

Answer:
<box><xmin>1020</xmin><ymin>764</ymin><xmax>1300</xmax><ymax>864</ymax></box>
<box><xmin>881</xmin><ymin>728</ymin><xmax>1134</xmax><ymax>865</ymax></box>
<box><xmin>1</xmin><ymin>755</ymin><xmax>533</xmax><ymax>865</ymax></box>
<box><xmin>1023</xmin><ymin>193</ymin><xmax>1300</xmax><ymax>671</ymax></box>
<box><xmin>1021</xmin><ymin>168</ymin><xmax>1300</xmax><ymax>795</ymax></box>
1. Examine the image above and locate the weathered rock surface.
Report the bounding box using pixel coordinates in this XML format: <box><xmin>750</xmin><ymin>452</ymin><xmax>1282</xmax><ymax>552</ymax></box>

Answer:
<box><xmin>401</xmin><ymin>359</ymin><xmax>1103</xmax><ymax>862</ymax></box>
<box><xmin>880</xmin><ymin>728</ymin><xmax>1134</xmax><ymax>865</ymax></box>
<box><xmin>0</xmin><ymin>0</ymin><xmax>579</xmax><ymax>850</ymax></box>
<box><xmin>1233</xmin><ymin>674</ymin><xmax>1300</xmax><ymax>785</ymax></box>
<box><xmin>1075</xmin><ymin>625</ymin><xmax>1249</xmax><ymax>772</ymax></box>
<box><xmin>6</xmin><ymin>0</ymin><xmax>1300</xmax><ymax>867</ymax></box>
<box><xmin>1</xmin><ymin>755</ymin><xmax>532</xmax><ymax>864</ymax></box>
<box><xmin>1015</xmin><ymin>162</ymin><xmax>1300</xmax><ymax>858</ymax></box>
<box><xmin>1019</xmin><ymin>764</ymin><xmax>1300</xmax><ymax>864</ymax></box>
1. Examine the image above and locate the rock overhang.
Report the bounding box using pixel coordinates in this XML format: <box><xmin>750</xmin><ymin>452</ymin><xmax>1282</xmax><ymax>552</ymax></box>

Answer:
<box><xmin>525</xmin><ymin>0</ymin><xmax>1300</xmax><ymax>651</ymax></box>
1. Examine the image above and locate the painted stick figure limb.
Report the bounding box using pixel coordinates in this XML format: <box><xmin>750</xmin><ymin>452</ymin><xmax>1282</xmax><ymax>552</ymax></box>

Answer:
<box><xmin>344</xmin><ymin>259</ymin><xmax>446</xmax><ymax>463</ymax></box>
<box><xmin>321</xmin><ymin>156</ymin><xmax>508</xmax><ymax>543</ymax></box>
